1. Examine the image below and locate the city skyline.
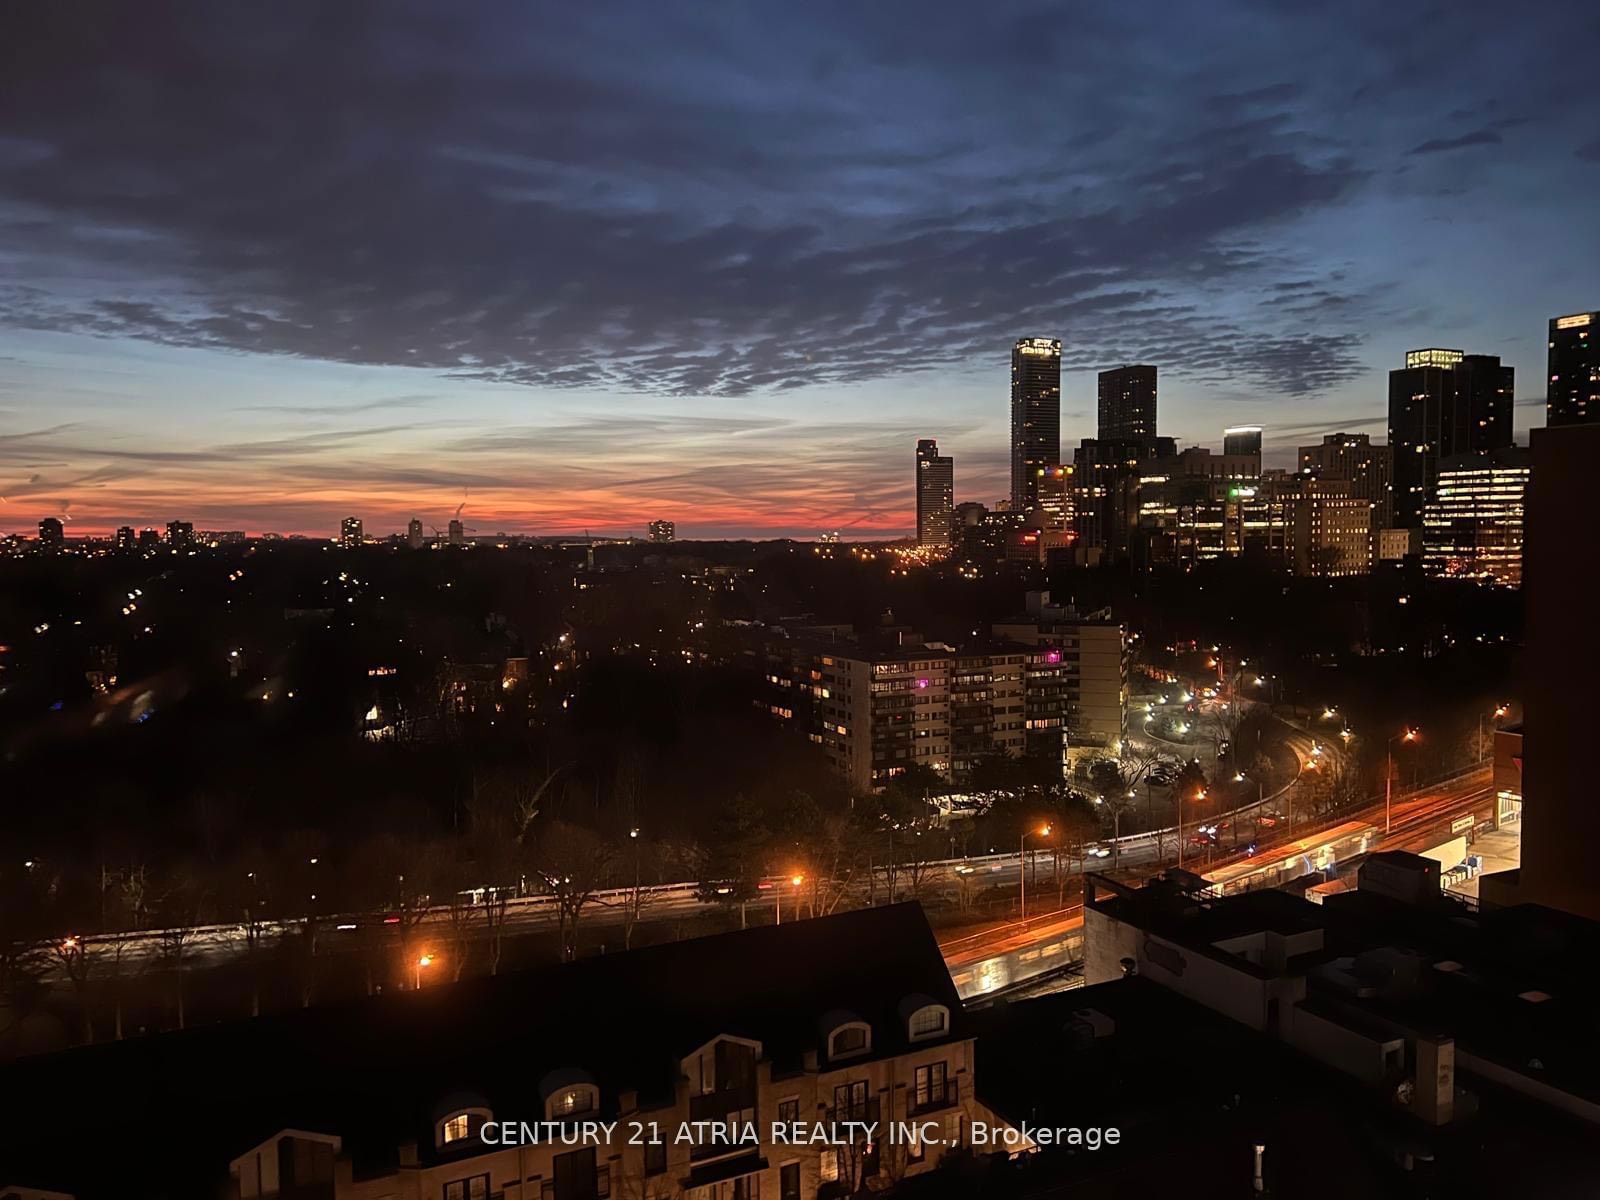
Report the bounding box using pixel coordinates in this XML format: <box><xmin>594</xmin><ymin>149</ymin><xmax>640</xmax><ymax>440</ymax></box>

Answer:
<box><xmin>3</xmin><ymin>2</ymin><xmax>1597</xmax><ymax>539</ymax></box>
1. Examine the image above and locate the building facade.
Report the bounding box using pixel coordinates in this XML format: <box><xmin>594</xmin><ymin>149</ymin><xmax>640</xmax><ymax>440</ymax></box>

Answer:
<box><xmin>914</xmin><ymin>440</ymin><xmax>954</xmax><ymax>548</ymax></box>
<box><xmin>1421</xmin><ymin>446</ymin><xmax>1529</xmax><ymax>588</ymax></box>
<box><xmin>1298</xmin><ymin>433</ymin><xmax>1393</xmax><ymax>532</ymax></box>
<box><xmin>1547</xmin><ymin>310</ymin><xmax>1598</xmax><ymax>427</ymax></box>
<box><xmin>1010</xmin><ymin>338</ymin><xmax>1061</xmax><ymax>512</ymax></box>
<box><xmin>339</xmin><ymin>516</ymin><xmax>364</xmax><ymax>549</ymax></box>
<box><xmin>648</xmin><ymin>520</ymin><xmax>676</xmax><ymax>543</ymax></box>
<box><xmin>1097</xmin><ymin>365</ymin><xmax>1157</xmax><ymax>442</ymax></box>
<box><xmin>1222</xmin><ymin>425</ymin><xmax>1263</xmax><ymax>457</ymax></box>
<box><xmin>1387</xmin><ymin>349</ymin><xmax>1514</xmax><ymax>528</ymax></box>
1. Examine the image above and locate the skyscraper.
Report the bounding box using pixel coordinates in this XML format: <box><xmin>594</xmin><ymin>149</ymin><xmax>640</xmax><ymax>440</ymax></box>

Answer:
<box><xmin>1011</xmin><ymin>338</ymin><xmax>1061</xmax><ymax>511</ymax></box>
<box><xmin>915</xmin><ymin>439</ymin><xmax>954</xmax><ymax>547</ymax></box>
<box><xmin>1547</xmin><ymin>310</ymin><xmax>1598</xmax><ymax>427</ymax></box>
<box><xmin>1387</xmin><ymin>349</ymin><xmax>1514</xmax><ymax>528</ymax></box>
<box><xmin>1422</xmin><ymin>446</ymin><xmax>1529</xmax><ymax>588</ymax></box>
<box><xmin>115</xmin><ymin>525</ymin><xmax>135</xmax><ymax>550</ymax></box>
<box><xmin>1222</xmin><ymin>425</ymin><xmax>1263</xmax><ymax>457</ymax></box>
<box><xmin>37</xmin><ymin>517</ymin><xmax>64</xmax><ymax>551</ymax></box>
<box><xmin>648</xmin><ymin>519</ymin><xmax>676</xmax><ymax>543</ymax></box>
<box><xmin>1033</xmin><ymin>463</ymin><xmax>1072</xmax><ymax>532</ymax></box>
<box><xmin>339</xmin><ymin>516</ymin><xmax>363</xmax><ymax>549</ymax></box>
<box><xmin>406</xmin><ymin>518</ymin><xmax>424</xmax><ymax>549</ymax></box>
<box><xmin>1097</xmin><ymin>365</ymin><xmax>1157</xmax><ymax>442</ymax></box>
<box><xmin>1299</xmin><ymin>432</ymin><xmax>1394</xmax><ymax>531</ymax></box>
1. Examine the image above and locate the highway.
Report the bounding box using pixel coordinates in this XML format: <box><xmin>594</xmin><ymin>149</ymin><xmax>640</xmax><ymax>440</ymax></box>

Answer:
<box><xmin>38</xmin><ymin>696</ymin><xmax>1487</xmax><ymax>990</ymax></box>
<box><xmin>42</xmin><ymin>701</ymin><xmax>1324</xmax><ymax>973</ymax></box>
<box><xmin>942</xmin><ymin>762</ymin><xmax>1497</xmax><ymax>998</ymax></box>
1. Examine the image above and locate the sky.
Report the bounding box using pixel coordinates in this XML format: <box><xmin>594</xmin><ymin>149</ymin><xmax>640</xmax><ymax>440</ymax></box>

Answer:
<box><xmin>1</xmin><ymin>0</ymin><xmax>1596</xmax><ymax>539</ymax></box>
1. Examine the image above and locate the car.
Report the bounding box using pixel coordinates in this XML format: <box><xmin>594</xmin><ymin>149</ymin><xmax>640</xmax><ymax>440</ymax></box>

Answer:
<box><xmin>1147</xmin><ymin>762</ymin><xmax>1180</xmax><ymax>785</ymax></box>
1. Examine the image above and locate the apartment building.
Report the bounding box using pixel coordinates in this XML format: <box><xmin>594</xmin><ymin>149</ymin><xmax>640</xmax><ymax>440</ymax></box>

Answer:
<box><xmin>990</xmin><ymin>592</ymin><xmax>1127</xmax><ymax>763</ymax></box>
<box><xmin>0</xmin><ymin>906</ymin><xmax>997</xmax><ymax>1200</ymax></box>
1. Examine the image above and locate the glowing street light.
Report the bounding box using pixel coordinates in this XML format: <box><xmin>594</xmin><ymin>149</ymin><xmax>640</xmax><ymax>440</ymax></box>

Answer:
<box><xmin>1385</xmin><ymin>728</ymin><xmax>1419</xmax><ymax>834</ymax></box>
<box><xmin>1020</xmin><ymin>825</ymin><xmax>1051</xmax><ymax>919</ymax></box>
<box><xmin>414</xmin><ymin>953</ymin><xmax>435</xmax><ymax>990</ymax></box>
<box><xmin>776</xmin><ymin>873</ymin><xmax>805</xmax><ymax>925</ymax></box>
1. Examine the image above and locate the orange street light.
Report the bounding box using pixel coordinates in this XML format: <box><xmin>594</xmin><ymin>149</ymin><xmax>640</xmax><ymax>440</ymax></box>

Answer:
<box><xmin>1386</xmin><ymin>728</ymin><xmax>1420</xmax><ymax>833</ymax></box>
<box><xmin>1021</xmin><ymin>825</ymin><xmax>1052</xmax><ymax>918</ymax></box>
<box><xmin>414</xmin><ymin>953</ymin><xmax>435</xmax><ymax>990</ymax></box>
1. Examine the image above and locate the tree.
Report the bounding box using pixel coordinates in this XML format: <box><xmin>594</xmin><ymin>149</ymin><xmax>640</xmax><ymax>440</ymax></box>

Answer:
<box><xmin>53</xmin><ymin>934</ymin><xmax>96</xmax><ymax>1044</ymax></box>
<box><xmin>153</xmin><ymin>869</ymin><xmax>208</xmax><ymax>1030</ymax></box>
<box><xmin>1044</xmin><ymin>795</ymin><xmax>1101</xmax><ymax>904</ymax></box>
<box><xmin>695</xmin><ymin>793</ymin><xmax>768</xmax><ymax>928</ymax></box>
<box><xmin>529</xmin><ymin>819</ymin><xmax>615</xmax><ymax>960</ymax></box>
<box><xmin>0</xmin><ymin>863</ymin><xmax>52</xmax><ymax>1049</ymax></box>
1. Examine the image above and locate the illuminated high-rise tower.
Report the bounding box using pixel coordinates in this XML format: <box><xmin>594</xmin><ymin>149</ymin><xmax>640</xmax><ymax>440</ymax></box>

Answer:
<box><xmin>1011</xmin><ymin>338</ymin><xmax>1061</xmax><ymax>511</ymax></box>
<box><xmin>916</xmin><ymin>439</ymin><xmax>954</xmax><ymax>547</ymax></box>
<box><xmin>1548</xmin><ymin>310</ymin><xmax>1599</xmax><ymax>427</ymax></box>
<box><xmin>1098</xmin><ymin>365</ymin><xmax>1157</xmax><ymax>442</ymax></box>
<box><xmin>1388</xmin><ymin>348</ymin><xmax>1513</xmax><ymax>528</ymax></box>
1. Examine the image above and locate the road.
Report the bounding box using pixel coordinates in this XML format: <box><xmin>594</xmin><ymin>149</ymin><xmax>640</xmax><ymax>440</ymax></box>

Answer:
<box><xmin>939</xmin><ymin>762</ymin><xmax>1497</xmax><ymax>998</ymax></box>
<box><xmin>41</xmin><ymin>700</ymin><xmax>1468</xmax><ymax>986</ymax></box>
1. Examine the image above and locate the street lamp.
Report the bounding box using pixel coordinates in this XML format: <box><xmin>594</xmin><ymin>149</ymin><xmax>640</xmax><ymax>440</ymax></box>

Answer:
<box><xmin>414</xmin><ymin>953</ymin><xmax>434</xmax><ymax>990</ymax></box>
<box><xmin>1385</xmin><ymin>728</ymin><xmax>1418</xmax><ymax>834</ymax></box>
<box><xmin>1479</xmin><ymin>705</ymin><xmax>1510</xmax><ymax>762</ymax></box>
<box><xmin>1178</xmin><ymin>789</ymin><xmax>1206</xmax><ymax>868</ymax></box>
<box><xmin>777</xmin><ymin>873</ymin><xmax>804</xmax><ymax>924</ymax></box>
<box><xmin>1020</xmin><ymin>824</ymin><xmax>1051</xmax><ymax>919</ymax></box>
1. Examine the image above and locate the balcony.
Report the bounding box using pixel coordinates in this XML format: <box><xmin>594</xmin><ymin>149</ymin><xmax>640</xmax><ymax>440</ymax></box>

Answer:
<box><xmin>908</xmin><ymin>1077</ymin><xmax>959</xmax><ymax>1116</ymax></box>
<box><xmin>825</xmin><ymin>1097</ymin><xmax>880</xmax><ymax>1139</ymax></box>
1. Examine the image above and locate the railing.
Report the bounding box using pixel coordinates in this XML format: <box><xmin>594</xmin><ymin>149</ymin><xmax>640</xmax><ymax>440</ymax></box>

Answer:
<box><xmin>908</xmin><ymin>1078</ymin><xmax>959</xmax><ymax>1115</ymax></box>
<box><xmin>825</xmin><ymin>1098</ymin><xmax>880</xmax><ymax>1137</ymax></box>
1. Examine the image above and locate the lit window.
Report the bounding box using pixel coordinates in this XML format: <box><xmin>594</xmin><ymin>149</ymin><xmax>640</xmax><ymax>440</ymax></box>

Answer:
<box><xmin>442</xmin><ymin>1114</ymin><xmax>471</xmax><ymax>1143</ymax></box>
<box><xmin>829</xmin><ymin>1023</ymin><xmax>870</xmax><ymax>1058</ymax></box>
<box><xmin>550</xmin><ymin>1085</ymin><xmax>598</xmax><ymax>1118</ymax></box>
<box><xmin>908</xmin><ymin>1005</ymin><xmax>949</xmax><ymax>1041</ymax></box>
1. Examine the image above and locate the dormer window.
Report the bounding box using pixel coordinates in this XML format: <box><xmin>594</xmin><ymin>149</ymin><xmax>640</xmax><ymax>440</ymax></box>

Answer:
<box><xmin>908</xmin><ymin>1004</ymin><xmax>949</xmax><ymax>1042</ymax></box>
<box><xmin>828</xmin><ymin>1022</ymin><xmax>871</xmax><ymax>1059</ymax></box>
<box><xmin>435</xmin><ymin>1107</ymin><xmax>491</xmax><ymax>1149</ymax></box>
<box><xmin>549</xmin><ymin>1084</ymin><xmax>599</xmax><ymax>1119</ymax></box>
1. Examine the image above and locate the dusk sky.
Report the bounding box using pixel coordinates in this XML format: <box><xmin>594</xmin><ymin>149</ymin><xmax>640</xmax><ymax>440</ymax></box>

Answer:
<box><xmin>2</xmin><ymin>1</ymin><xmax>1596</xmax><ymax>539</ymax></box>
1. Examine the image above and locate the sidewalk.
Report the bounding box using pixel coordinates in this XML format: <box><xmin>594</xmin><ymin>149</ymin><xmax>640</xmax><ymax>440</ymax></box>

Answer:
<box><xmin>1446</xmin><ymin>821</ymin><xmax>1521</xmax><ymax>901</ymax></box>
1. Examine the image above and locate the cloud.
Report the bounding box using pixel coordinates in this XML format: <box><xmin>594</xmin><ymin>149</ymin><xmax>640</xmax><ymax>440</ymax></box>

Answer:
<box><xmin>0</xmin><ymin>0</ymin><xmax>1388</xmax><ymax>405</ymax></box>
<box><xmin>1408</xmin><ymin>130</ymin><xmax>1502</xmax><ymax>155</ymax></box>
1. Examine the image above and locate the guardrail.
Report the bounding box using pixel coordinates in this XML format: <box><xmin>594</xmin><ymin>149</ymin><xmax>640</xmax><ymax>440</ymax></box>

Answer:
<box><xmin>52</xmin><ymin>756</ymin><xmax>1497</xmax><ymax>959</ymax></box>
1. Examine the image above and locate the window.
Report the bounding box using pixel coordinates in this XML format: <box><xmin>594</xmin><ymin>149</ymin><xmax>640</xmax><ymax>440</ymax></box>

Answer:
<box><xmin>777</xmin><ymin>1098</ymin><xmax>799</xmax><ymax>1125</ymax></box>
<box><xmin>436</xmin><ymin>1107</ymin><xmax>490</xmax><ymax>1149</ymax></box>
<box><xmin>444</xmin><ymin>1175</ymin><xmax>489</xmax><ymax>1200</ymax></box>
<box><xmin>706</xmin><ymin>1178</ymin><xmax>760</xmax><ymax>1200</ymax></box>
<box><xmin>548</xmin><ymin>1147</ymin><xmax>599</xmax><ymax>1200</ymax></box>
<box><xmin>914</xmin><ymin>1063</ymin><xmax>949</xmax><ymax>1111</ymax></box>
<box><xmin>908</xmin><ymin>1005</ymin><xmax>948</xmax><ymax>1041</ymax></box>
<box><xmin>644</xmin><ymin>1138</ymin><xmax>667</xmax><ymax>1175</ymax></box>
<box><xmin>780</xmin><ymin>1162</ymin><xmax>801</xmax><ymax>1200</ymax></box>
<box><xmin>549</xmin><ymin>1085</ymin><xmax>598</xmax><ymax>1119</ymax></box>
<box><xmin>828</xmin><ymin>1022</ymin><xmax>870</xmax><ymax>1059</ymax></box>
<box><xmin>820</xmin><ymin>1150</ymin><xmax>839</xmax><ymax>1184</ymax></box>
<box><xmin>907</xmin><ymin>1124</ymin><xmax>926</xmax><ymax>1163</ymax></box>
<box><xmin>834</xmin><ymin>1080</ymin><xmax>869</xmax><ymax>1119</ymax></box>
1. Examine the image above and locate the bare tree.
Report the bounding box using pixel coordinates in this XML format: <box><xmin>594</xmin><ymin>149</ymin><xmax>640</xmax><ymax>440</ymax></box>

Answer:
<box><xmin>530</xmin><ymin>820</ymin><xmax>615</xmax><ymax>961</ymax></box>
<box><xmin>154</xmin><ymin>870</ymin><xmax>207</xmax><ymax>1030</ymax></box>
<box><xmin>479</xmin><ymin>890</ymin><xmax>511</xmax><ymax>975</ymax></box>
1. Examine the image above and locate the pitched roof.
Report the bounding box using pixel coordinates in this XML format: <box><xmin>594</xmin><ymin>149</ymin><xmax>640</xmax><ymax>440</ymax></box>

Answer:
<box><xmin>0</xmin><ymin>902</ymin><xmax>959</xmax><ymax>1197</ymax></box>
